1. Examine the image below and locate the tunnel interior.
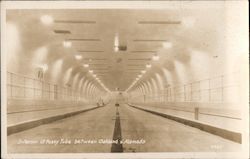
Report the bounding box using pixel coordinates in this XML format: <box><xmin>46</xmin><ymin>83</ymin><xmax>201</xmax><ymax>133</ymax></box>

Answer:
<box><xmin>3</xmin><ymin>2</ymin><xmax>249</xmax><ymax>155</ymax></box>
<box><xmin>6</xmin><ymin>9</ymin><xmax>247</xmax><ymax>104</ymax></box>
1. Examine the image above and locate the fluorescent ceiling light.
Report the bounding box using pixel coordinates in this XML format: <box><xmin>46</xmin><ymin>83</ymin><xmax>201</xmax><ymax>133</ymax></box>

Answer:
<box><xmin>75</xmin><ymin>55</ymin><xmax>82</xmax><ymax>60</ymax></box>
<box><xmin>114</xmin><ymin>46</ymin><xmax>119</xmax><ymax>52</ymax></box>
<box><xmin>63</xmin><ymin>41</ymin><xmax>72</xmax><ymax>48</ymax></box>
<box><xmin>83</xmin><ymin>64</ymin><xmax>89</xmax><ymax>68</ymax></box>
<box><xmin>89</xmin><ymin>70</ymin><xmax>93</xmax><ymax>73</ymax></box>
<box><xmin>114</xmin><ymin>33</ymin><xmax>119</xmax><ymax>52</ymax></box>
<box><xmin>141</xmin><ymin>70</ymin><xmax>146</xmax><ymax>74</ymax></box>
<box><xmin>40</xmin><ymin>15</ymin><xmax>54</xmax><ymax>25</ymax></box>
<box><xmin>162</xmin><ymin>42</ymin><xmax>172</xmax><ymax>49</ymax></box>
<box><xmin>152</xmin><ymin>54</ymin><xmax>160</xmax><ymax>61</ymax></box>
<box><xmin>146</xmin><ymin>64</ymin><xmax>152</xmax><ymax>68</ymax></box>
<box><xmin>93</xmin><ymin>74</ymin><xmax>97</xmax><ymax>77</ymax></box>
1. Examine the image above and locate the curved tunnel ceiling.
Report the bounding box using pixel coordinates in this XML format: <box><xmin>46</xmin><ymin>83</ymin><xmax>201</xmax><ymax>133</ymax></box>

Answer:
<box><xmin>6</xmin><ymin>7</ymin><xmax>246</xmax><ymax>92</ymax></box>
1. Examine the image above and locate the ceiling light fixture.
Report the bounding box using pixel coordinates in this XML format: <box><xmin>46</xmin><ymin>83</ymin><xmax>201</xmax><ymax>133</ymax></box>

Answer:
<box><xmin>152</xmin><ymin>54</ymin><xmax>160</xmax><ymax>61</ymax></box>
<box><xmin>114</xmin><ymin>46</ymin><xmax>119</xmax><ymax>52</ymax></box>
<box><xmin>93</xmin><ymin>74</ymin><xmax>97</xmax><ymax>77</ymax></box>
<box><xmin>141</xmin><ymin>70</ymin><xmax>146</xmax><ymax>74</ymax></box>
<box><xmin>138</xmin><ymin>74</ymin><xmax>142</xmax><ymax>78</ymax></box>
<box><xmin>63</xmin><ymin>41</ymin><xmax>72</xmax><ymax>48</ymax></box>
<box><xmin>89</xmin><ymin>70</ymin><xmax>93</xmax><ymax>73</ymax></box>
<box><xmin>114</xmin><ymin>33</ymin><xmax>119</xmax><ymax>52</ymax></box>
<box><xmin>146</xmin><ymin>63</ymin><xmax>152</xmax><ymax>68</ymax></box>
<box><xmin>83</xmin><ymin>64</ymin><xmax>89</xmax><ymax>68</ymax></box>
<box><xmin>40</xmin><ymin>15</ymin><xmax>54</xmax><ymax>25</ymax></box>
<box><xmin>75</xmin><ymin>55</ymin><xmax>82</xmax><ymax>60</ymax></box>
<box><xmin>162</xmin><ymin>42</ymin><xmax>172</xmax><ymax>49</ymax></box>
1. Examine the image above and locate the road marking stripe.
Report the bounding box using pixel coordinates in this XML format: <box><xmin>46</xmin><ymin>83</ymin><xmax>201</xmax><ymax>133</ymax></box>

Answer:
<box><xmin>111</xmin><ymin>107</ymin><xmax>123</xmax><ymax>152</ymax></box>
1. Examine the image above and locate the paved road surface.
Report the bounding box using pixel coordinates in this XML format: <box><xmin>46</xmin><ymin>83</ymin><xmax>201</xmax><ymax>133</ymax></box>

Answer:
<box><xmin>7</xmin><ymin>103</ymin><xmax>241</xmax><ymax>153</ymax></box>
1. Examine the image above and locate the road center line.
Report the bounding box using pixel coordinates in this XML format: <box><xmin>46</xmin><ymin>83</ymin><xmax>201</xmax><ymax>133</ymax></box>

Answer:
<box><xmin>111</xmin><ymin>106</ymin><xmax>123</xmax><ymax>152</ymax></box>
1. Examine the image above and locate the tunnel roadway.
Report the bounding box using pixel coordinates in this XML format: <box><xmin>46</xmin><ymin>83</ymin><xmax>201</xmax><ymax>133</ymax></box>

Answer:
<box><xmin>7</xmin><ymin>103</ymin><xmax>241</xmax><ymax>153</ymax></box>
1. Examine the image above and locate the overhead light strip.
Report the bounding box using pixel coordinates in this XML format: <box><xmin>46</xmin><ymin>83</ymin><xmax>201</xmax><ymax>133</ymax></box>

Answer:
<box><xmin>127</xmin><ymin>67</ymin><xmax>145</xmax><ymax>68</ymax></box>
<box><xmin>127</xmin><ymin>62</ymin><xmax>149</xmax><ymax>64</ymax></box>
<box><xmin>54</xmin><ymin>20</ymin><xmax>96</xmax><ymax>24</ymax></box>
<box><xmin>92</xmin><ymin>68</ymin><xmax>109</xmax><ymax>70</ymax></box>
<box><xmin>128</xmin><ymin>69</ymin><xmax>143</xmax><ymax>70</ymax></box>
<box><xmin>138</xmin><ymin>21</ymin><xmax>181</xmax><ymax>24</ymax></box>
<box><xmin>83</xmin><ymin>58</ymin><xmax>107</xmax><ymax>61</ymax></box>
<box><xmin>125</xmin><ymin>72</ymin><xmax>140</xmax><ymax>73</ymax></box>
<box><xmin>67</xmin><ymin>39</ymin><xmax>101</xmax><ymax>41</ymax></box>
<box><xmin>89</xmin><ymin>64</ymin><xmax>107</xmax><ymax>65</ymax></box>
<box><xmin>54</xmin><ymin>30</ymin><xmax>71</xmax><ymax>34</ymax></box>
<box><xmin>133</xmin><ymin>39</ymin><xmax>167</xmax><ymax>42</ymax></box>
<box><xmin>90</xmin><ymin>66</ymin><xmax>109</xmax><ymax>68</ymax></box>
<box><xmin>127</xmin><ymin>64</ymin><xmax>145</xmax><ymax>66</ymax></box>
<box><xmin>128</xmin><ymin>58</ymin><xmax>151</xmax><ymax>61</ymax></box>
<box><xmin>94</xmin><ymin>72</ymin><xmax>109</xmax><ymax>73</ymax></box>
<box><xmin>78</xmin><ymin>50</ymin><xmax>104</xmax><ymax>53</ymax></box>
<box><xmin>130</xmin><ymin>51</ymin><xmax>157</xmax><ymax>53</ymax></box>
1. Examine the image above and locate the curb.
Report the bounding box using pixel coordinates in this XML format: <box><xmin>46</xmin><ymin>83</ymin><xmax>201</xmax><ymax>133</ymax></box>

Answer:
<box><xmin>127</xmin><ymin>104</ymin><xmax>241</xmax><ymax>144</ymax></box>
<box><xmin>7</xmin><ymin>106</ymin><xmax>101</xmax><ymax>136</ymax></box>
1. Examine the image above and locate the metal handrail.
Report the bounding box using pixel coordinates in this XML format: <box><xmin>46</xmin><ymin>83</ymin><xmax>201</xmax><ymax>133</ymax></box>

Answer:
<box><xmin>7</xmin><ymin>71</ymin><xmax>94</xmax><ymax>102</ymax></box>
<box><xmin>129</xmin><ymin>71</ymin><xmax>240</xmax><ymax>103</ymax></box>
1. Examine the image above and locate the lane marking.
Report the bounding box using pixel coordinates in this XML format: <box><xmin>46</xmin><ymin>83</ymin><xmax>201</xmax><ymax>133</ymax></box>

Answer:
<box><xmin>111</xmin><ymin>107</ymin><xmax>123</xmax><ymax>152</ymax></box>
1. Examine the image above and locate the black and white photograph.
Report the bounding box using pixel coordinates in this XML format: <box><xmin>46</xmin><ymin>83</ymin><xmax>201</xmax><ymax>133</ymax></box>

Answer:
<box><xmin>1</xmin><ymin>1</ymin><xmax>249</xmax><ymax>159</ymax></box>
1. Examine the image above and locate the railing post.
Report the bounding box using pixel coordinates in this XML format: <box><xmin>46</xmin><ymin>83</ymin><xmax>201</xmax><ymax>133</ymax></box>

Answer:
<box><xmin>184</xmin><ymin>85</ymin><xmax>186</xmax><ymax>102</ymax></box>
<box><xmin>41</xmin><ymin>80</ymin><xmax>44</xmax><ymax>100</ymax></box>
<box><xmin>221</xmin><ymin>75</ymin><xmax>224</xmax><ymax>102</ymax></box>
<box><xmin>194</xmin><ymin>107</ymin><xmax>199</xmax><ymax>120</ymax></box>
<box><xmin>173</xmin><ymin>87</ymin><xmax>176</xmax><ymax>102</ymax></box>
<box><xmin>54</xmin><ymin>85</ymin><xmax>57</xmax><ymax>100</ymax></box>
<box><xmin>24</xmin><ymin>77</ymin><xmax>26</xmax><ymax>98</ymax></box>
<box><xmin>10</xmin><ymin>73</ymin><xmax>13</xmax><ymax>98</ymax></box>
<box><xmin>49</xmin><ymin>83</ymin><xmax>52</xmax><ymax>100</ymax></box>
<box><xmin>199</xmin><ymin>81</ymin><xmax>201</xmax><ymax>101</ymax></box>
<box><xmin>170</xmin><ymin>87</ymin><xmax>172</xmax><ymax>102</ymax></box>
<box><xmin>168</xmin><ymin>88</ymin><xmax>170</xmax><ymax>102</ymax></box>
<box><xmin>165</xmin><ymin>88</ymin><xmax>167</xmax><ymax>102</ymax></box>
<box><xmin>191</xmin><ymin>83</ymin><xmax>193</xmax><ymax>102</ymax></box>
<box><xmin>33</xmin><ymin>79</ymin><xmax>35</xmax><ymax>99</ymax></box>
<box><xmin>208</xmin><ymin>79</ymin><xmax>211</xmax><ymax>102</ymax></box>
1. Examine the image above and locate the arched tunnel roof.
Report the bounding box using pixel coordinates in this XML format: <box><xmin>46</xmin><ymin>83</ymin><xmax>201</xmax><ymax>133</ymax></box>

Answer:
<box><xmin>5</xmin><ymin>2</ymin><xmax>248</xmax><ymax>95</ymax></box>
